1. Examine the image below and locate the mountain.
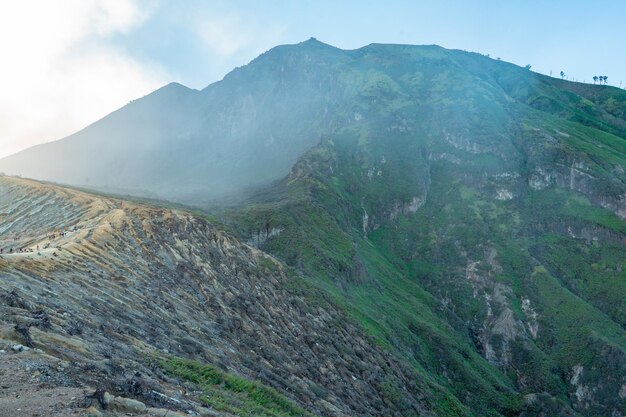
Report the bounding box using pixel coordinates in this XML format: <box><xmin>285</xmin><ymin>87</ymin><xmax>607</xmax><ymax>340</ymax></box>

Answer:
<box><xmin>1</xmin><ymin>39</ymin><xmax>624</xmax><ymax>209</ymax></box>
<box><xmin>215</xmin><ymin>43</ymin><xmax>626</xmax><ymax>416</ymax></box>
<box><xmin>0</xmin><ymin>39</ymin><xmax>356</xmax><ymax>204</ymax></box>
<box><xmin>1</xmin><ymin>39</ymin><xmax>625</xmax><ymax>416</ymax></box>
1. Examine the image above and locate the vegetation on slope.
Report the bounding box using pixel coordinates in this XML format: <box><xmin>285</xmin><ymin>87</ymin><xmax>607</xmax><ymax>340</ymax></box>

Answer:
<box><xmin>158</xmin><ymin>356</ymin><xmax>312</xmax><ymax>417</ymax></box>
<box><xmin>3</xmin><ymin>40</ymin><xmax>624</xmax><ymax>416</ymax></box>
<box><xmin>218</xmin><ymin>45</ymin><xmax>625</xmax><ymax>417</ymax></box>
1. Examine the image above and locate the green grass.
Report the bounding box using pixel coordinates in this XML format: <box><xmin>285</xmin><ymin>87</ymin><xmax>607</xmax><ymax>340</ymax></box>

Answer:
<box><xmin>220</xmin><ymin>132</ymin><xmax>528</xmax><ymax>417</ymax></box>
<box><xmin>158</xmin><ymin>356</ymin><xmax>312</xmax><ymax>417</ymax></box>
<box><xmin>529</xmin><ymin>265</ymin><xmax>626</xmax><ymax>366</ymax></box>
<box><xmin>221</xmin><ymin>132</ymin><xmax>625</xmax><ymax>414</ymax></box>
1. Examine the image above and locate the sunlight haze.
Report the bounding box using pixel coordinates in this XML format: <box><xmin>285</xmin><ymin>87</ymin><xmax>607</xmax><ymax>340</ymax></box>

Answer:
<box><xmin>0</xmin><ymin>0</ymin><xmax>624</xmax><ymax>158</ymax></box>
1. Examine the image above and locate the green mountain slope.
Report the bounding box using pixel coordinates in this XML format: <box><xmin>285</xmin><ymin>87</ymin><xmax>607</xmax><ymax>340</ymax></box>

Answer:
<box><xmin>217</xmin><ymin>42</ymin><xmax>625</xmax><ymax>417</ymax></box>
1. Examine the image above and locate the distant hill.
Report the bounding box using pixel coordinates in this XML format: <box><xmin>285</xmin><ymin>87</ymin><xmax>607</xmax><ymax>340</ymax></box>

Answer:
<box><xmin>0</xmin><ymin>39</ymin><xmax>354</xmax><ymax>204</ymax></box>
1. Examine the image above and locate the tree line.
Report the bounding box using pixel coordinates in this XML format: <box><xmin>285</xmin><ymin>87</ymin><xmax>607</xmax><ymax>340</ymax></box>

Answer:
<box><xmin>559</xmin><ymin>70</ymin><xmax>609</xmax><ymax>85</ymax></box>
<box><xmin>593</xmin><ymin>75</ymin><xmax>608</xmax><ymax>85</ymax></box>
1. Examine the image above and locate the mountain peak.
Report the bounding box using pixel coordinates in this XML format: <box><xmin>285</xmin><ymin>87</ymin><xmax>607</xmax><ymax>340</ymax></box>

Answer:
<box><xmin>301</xmin><ymin>36</ymin><xmax>327</xmax><ymax>46</ymax></box>
<box><xmin>288</xmin><ymin>37</ymin><xmax>340</xmax><ymax>52</ymax></box>
<box><xmin>162</xmin><ymin>81</ymin><xmax>190</xmax><ymax>90</ymax></box>
<box><xmin>151</xmin><ymin>81</ymin><xmax>194</xmax><ymax>96</ymax></box>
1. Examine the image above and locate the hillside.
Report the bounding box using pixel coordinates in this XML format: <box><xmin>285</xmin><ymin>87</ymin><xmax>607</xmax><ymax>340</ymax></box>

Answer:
<box><xmin>214</xmin><ymin>42</ymin><xmax>626</xmax><ymax>416</ymax></box>
<box><xmin>0</xmin><ymin>39</ymin><xmax>625</xmax><ymax>416</ymax></box>
<box><xmin>0</xmin><ymin>175</ymin><xmax>442</xmax><ymax>417</ymax></box>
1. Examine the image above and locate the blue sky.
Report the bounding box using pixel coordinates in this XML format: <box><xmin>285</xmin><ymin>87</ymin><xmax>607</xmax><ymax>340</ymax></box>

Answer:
<box><xmin>1</xmin><ymin>0</ymin><xmax>624</xmax><ymax>158</ymax></box>
<box><xmin>122</xmin><ymin>0</ymin><xmax>626</xmax><ymax>88</ymax></box>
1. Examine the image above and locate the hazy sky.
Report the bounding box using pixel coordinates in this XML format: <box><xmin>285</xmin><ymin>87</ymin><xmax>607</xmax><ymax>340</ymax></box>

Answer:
<box><xmin>1</xmin><ymin>0</ymin><xmax>625</xmax><ymax>159</ymax></box>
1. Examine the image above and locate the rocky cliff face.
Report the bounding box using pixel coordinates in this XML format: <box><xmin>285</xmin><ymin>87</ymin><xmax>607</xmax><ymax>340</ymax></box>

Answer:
<box><xmin>0</xmin><ymin>175</ymin><xmax>440</xmax><ymax>417</ymax></box>
<box><xmin>222</xmin><ymin>118</ymin><xmax>625</xmax><ymax>416</ymax></box>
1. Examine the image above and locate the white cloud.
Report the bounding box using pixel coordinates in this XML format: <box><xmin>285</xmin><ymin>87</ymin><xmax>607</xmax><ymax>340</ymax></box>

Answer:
<box><xmin>197</xmin><ymin>14</ymin><xmax>253</xmax><ymax>56</ymax></box>
<box><xmin>0</xmin><ymin>0</ymin><xmax>168</xmax><ymax>159</ymax></box>
<box><xmin>195</xmin><ymin>10</ymin><xmax>286</xmax><ymax>58</ymax></box>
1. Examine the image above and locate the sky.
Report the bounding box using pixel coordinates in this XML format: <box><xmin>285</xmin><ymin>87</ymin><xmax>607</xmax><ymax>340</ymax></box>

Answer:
<box><xmin>0</xmin><ymin>0</ymin><xmax>625</xmax><ymax>159</ymax></box>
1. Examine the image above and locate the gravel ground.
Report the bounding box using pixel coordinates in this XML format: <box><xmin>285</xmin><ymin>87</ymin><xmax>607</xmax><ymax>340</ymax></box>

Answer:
<box><xmin>0</xmin><ymin>350</ymin><xmax>87</xmax><ymax>417</ymax></box>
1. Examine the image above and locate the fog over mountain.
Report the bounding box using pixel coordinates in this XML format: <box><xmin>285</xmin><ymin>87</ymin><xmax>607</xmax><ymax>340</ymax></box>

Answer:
<box><xmin>4</xmin><ymin>39</ymin><xmax>621</xmax><ymax>208</ymax></box>
<box><xmin>1</xmin><ymin>39</ymin><xmax>353</xmax><ymax>204</ymax></box>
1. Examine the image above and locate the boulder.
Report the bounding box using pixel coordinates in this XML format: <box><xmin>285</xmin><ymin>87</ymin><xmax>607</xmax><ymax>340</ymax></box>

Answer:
<box><xmin>111</xmin><ymin>396</ymin><xmax>147</xmax><ymax>413</ymax></box>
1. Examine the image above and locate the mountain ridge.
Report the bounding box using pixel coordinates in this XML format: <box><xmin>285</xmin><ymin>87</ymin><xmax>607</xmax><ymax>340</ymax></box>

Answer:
<box><xmin>3</xmin><ymin>40</ymin><xmax>624</xmax><ymax>208</ymax></box>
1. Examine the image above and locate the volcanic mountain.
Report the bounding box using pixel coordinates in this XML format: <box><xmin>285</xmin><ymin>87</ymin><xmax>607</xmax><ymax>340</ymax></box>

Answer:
<box><xmin>1</xmin><ymin>39</ymin><xmax>625</xmax><ymax>416</ymax></box>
